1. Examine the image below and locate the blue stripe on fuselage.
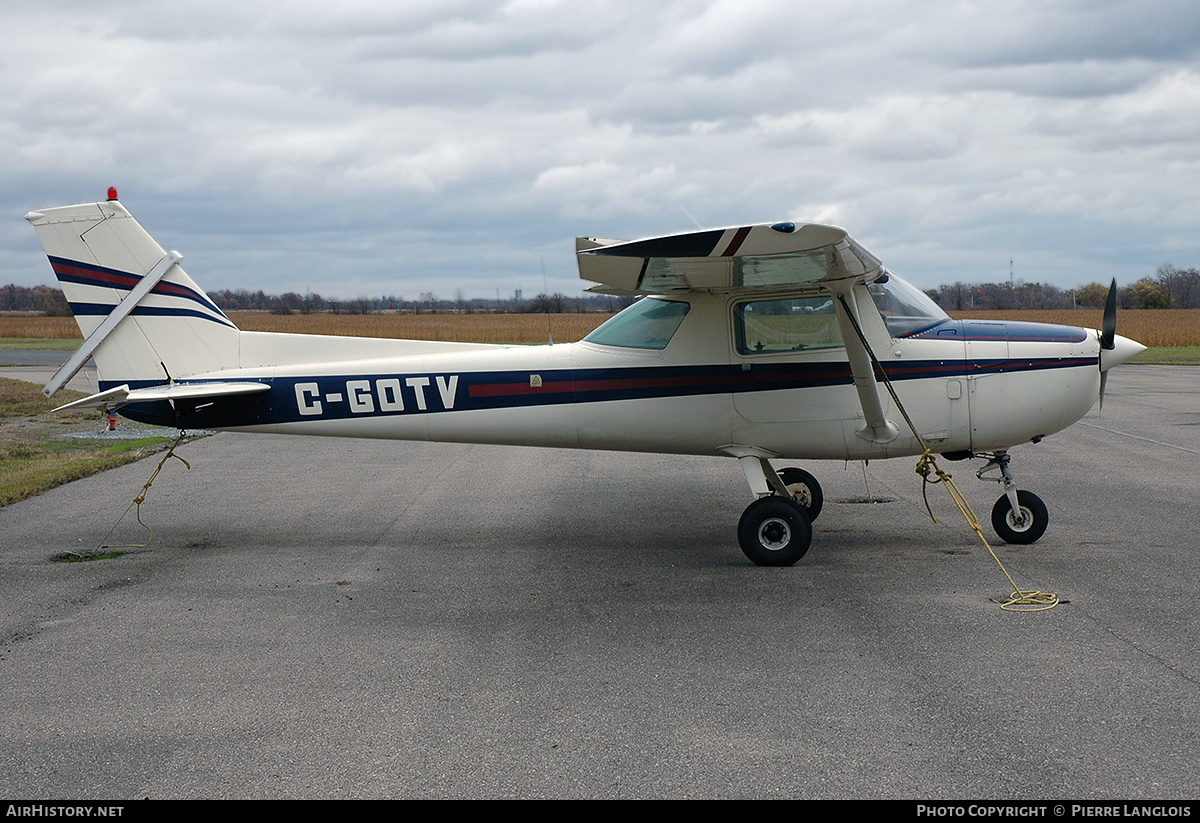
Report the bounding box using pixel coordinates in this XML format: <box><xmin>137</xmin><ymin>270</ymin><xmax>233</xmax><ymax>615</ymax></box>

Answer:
<box><xmin>103</xmin><ymin>355</ymin><xmax>1097</xmax><ymax>429</ymax></box>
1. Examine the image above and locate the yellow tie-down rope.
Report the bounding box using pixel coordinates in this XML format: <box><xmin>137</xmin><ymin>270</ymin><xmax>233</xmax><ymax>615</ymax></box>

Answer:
<box><xmin>92</xmin><ymin>431</ymin><xmax>191</xmax><ymax>554</ymax></box>
<box><xmin>914</xmin><ymin>451</ymin><xmax>1058</xmax><ymax>611</ymax></box>
<box><xmin>836</xmin><ymin>295</ymin><xmax>1059</xmax><ymax>611</ymax></box>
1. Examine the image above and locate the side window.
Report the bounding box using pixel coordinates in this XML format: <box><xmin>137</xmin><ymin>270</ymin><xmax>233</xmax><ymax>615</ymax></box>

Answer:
<box><xmin>584</xmin><ymin>298</ymin><xmax>690</xmax><ymax>350</ymax></box>
<box><xmin>735</xmin><ymin>296</ymin><xmax>843</xmax><ymax>355</ymax></box>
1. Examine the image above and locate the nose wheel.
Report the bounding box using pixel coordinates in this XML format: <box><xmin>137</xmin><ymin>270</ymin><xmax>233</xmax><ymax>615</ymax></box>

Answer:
<box><xmin>977</xmin><ymin>450</ymin><xmax>1049</xmax><ymax>545</ymax></box>
<box><xmin>991</xmin><ymin>490</ymin><xmax>1048</xmax><ymax>545</ymax></box>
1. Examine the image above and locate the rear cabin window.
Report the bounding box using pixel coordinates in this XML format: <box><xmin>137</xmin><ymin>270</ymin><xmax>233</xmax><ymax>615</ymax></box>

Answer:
<box><xmin>734</xmin><ymin>296</ymin><xmax>844</xmax><ymax>355</ymax></box>
<box><xmin>583</xmin><ymin>298</ymin><xmax>690</xmax><ymax>350</ymax></box>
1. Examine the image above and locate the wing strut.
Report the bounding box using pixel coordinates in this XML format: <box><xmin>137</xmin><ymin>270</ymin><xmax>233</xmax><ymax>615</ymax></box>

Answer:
<box><xmin>831</xmin><ymin>287</ymin><xmax>899</xmax><ymax>443</ymax></box>
<box><xmin>43</xmin><ymin>250</ymin><xmax>183</xmax><ymax>398</ymax></box>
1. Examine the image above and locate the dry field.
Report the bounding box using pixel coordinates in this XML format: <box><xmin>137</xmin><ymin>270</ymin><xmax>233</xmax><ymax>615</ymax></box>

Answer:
<box><xmin>0</xmin><ymin>312</ymin><xmax>612</xmax><ymax>344</ymax></box>
<box><xmin>3</xmin><ymin>308</ymin><xmax>1198</xmax><ymax>347</ymax></box>
<box><xmin>0</xmin><ymin>315</ymin><xmax>81</xmax><ymax>339</ymax></box>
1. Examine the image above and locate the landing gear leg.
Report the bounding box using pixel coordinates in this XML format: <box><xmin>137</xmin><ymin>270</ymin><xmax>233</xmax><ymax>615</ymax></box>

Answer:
<box><xmin>725</xmin><ymin>449</ymin><xmax>818</xmax><ymax>566</ymax></box>
<box><xmin>977</xmin><ymin>450</ymin><xmax>1048</xmax><ymax>545</ymax></box>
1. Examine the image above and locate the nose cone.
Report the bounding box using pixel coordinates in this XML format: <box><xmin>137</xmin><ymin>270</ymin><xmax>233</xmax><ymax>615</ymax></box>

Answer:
<box><xmin>1100</xmin><ymin>334</ymin><xmax>1146</xmax><ymax>371</ymax></box>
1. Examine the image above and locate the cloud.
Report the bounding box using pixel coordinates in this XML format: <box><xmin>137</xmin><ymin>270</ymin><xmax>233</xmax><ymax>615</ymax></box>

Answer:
<box><xmin>4</xmin><ymin>0</ymin><xmax>1200</xmax><ymax>298</ymax></box>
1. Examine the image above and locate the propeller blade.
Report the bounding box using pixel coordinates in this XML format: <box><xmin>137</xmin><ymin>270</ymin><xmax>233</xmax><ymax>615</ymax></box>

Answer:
<box><xmin>1098</xmin><ymin>278</ymin><xmax>1117</xmax><ymax>415</ymax></box>
<box><xmin>1101</xmin><ymin>278</ymin><xmax>1117</xmax><ymax>351</ymax></box>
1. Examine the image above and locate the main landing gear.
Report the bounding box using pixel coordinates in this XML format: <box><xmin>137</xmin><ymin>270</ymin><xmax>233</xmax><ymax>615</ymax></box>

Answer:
<box><xmin>738</xmin><ymin>497</ymin><xmax>812</xmax><ymax>567</ymax></box>
<box><xmin>729</xmin><ymin>451</ymin><xmax>822</xmax><ymax>566</ymax></box>
<box><xmin>976</xmin><ymin>450</ymin><xmax>1049</xmax><ymax>545</ymax></box>
<box><xmin>730</xmin><ymin>448</ymin><xmax>1050</xmax><ymax>566</ymax></box>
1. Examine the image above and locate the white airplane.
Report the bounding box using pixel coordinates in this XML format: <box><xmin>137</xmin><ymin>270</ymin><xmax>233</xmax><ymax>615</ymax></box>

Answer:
<box><xmin>26</xmin><ymin>191</ymin><xmax>1145</xmax><ymax>565</ymax></box>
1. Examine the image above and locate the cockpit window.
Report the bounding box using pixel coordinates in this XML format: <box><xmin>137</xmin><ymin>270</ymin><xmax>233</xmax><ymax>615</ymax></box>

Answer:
<box><xmin>583</xmin><ymin>298</ymin><xmax>690</xmax><ymax>350</ymax></box>
<box><xmin>735</xmin><ymin>295</ymin><xmax>844</xmax><ymax>355</ymax></box>
<box><xmin>867</xmin><ymin>272</ymin><xmax>949</xmax><ymax>336</ymax></box>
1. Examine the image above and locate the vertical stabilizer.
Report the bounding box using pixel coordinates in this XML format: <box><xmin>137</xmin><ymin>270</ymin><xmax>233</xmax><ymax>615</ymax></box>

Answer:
<box><xmin>25</xmin><ymin>197</ymin><xmax>240</xmax><ymax>392</ymax></box>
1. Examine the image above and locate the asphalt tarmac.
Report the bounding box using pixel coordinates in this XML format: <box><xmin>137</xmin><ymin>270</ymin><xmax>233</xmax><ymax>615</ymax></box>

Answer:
<box><xmin>1</xmin><ymin>366</ymin><xmax>1197</xmax><ymax>799</ymax></box>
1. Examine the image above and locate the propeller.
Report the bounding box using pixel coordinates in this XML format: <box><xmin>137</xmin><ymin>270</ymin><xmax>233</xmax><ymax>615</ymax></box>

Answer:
<box><xmin>1098</xmin><ymin>278</ymin><xmax>1117</xmax><ymax>413</ymax></box>
<box><xmin>1100</xmin><ymin>278</ymin><xmax>1117</xmax><ymax>352</ymax></box>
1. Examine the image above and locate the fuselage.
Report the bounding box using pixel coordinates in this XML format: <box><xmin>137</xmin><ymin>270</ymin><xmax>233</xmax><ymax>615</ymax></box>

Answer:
<box><xmin>115</xmin><ymin>284</ymin><xmax>1113</xmax><ymax>462</ymax></box>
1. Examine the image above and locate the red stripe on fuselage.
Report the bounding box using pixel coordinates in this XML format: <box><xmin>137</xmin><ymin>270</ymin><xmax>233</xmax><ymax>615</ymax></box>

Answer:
<box><xmin>468</xmin><ymin>373</ymin><xmax>748</xmax><ymax>398</ymax></box>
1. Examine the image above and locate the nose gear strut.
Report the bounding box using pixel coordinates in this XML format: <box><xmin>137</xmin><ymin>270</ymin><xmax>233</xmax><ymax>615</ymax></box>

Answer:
<box><xmin>976</xmin><ymin>451</ymin><xmax>1049</xmax><ymax>545</ymax></box>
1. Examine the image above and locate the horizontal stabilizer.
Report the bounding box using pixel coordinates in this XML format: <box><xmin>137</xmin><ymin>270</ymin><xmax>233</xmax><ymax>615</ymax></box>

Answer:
<box><xmin>53</xmin><ymin>381</ymin><xmax>271</xmax><ymax>413</ymax></box>
<box><xmin>52</xmin><ymin>385</ymin><xmax>135</xmax><ymax>413</ymax></box>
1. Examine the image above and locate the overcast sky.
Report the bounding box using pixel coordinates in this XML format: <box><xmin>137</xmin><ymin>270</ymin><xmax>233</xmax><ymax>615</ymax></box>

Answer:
<box><xmin>4</xmin><ymin>0</ymin><xmax>1199</xmax><ymax>300</ymax></box>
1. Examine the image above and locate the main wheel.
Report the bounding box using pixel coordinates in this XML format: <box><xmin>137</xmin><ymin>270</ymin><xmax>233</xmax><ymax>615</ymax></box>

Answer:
<box><xmin>991</xmin><ymin>490</ymin><xmax>1048</xmax><ymax>545</ymax></box>
<box><xmin>737</xmin><ymin>497</ymin><xmax>813</xmax><ymax>566</ymax></box>
<box><xmin>778</xmin><ymin>467</ymin><xmax>823</xmax><ymax>522</ymax></box>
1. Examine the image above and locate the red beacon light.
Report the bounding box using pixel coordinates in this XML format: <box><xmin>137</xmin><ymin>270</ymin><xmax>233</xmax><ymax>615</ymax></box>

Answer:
<box><xmin>107</xmin><ymin>187</ymin><xmax>118</xmax><ymax>201</ymax></box>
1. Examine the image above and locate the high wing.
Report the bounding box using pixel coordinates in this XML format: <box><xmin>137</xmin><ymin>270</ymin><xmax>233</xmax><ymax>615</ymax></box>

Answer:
<box><xmin>53</xmin><ymin>381</ymin><xmax>271</xmax><ymax>413</ymax></box>
<box><xmin>577</xmin><ymin>221</ymin><xmax>899</xmax><ymax>442</ymax></box>
<box><xmin>576</xmin><ymin>222</ymin><xmax>883</xmax><ymax>295</ymax></box>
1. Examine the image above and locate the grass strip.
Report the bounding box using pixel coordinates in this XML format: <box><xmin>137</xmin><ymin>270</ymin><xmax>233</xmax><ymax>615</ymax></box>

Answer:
<box><xmin>1130</xmin><ymin>346</ymin><xmax>1200</xmax><ymax>365</ymax></box>
<box><xmin>0</xmin><ymin>377</ymin><xmax>174</xmax><ymax>508</ymax></box>
<box><xmin>0</xmin><ymin>438</ymin><xmax>170</xmax><ymax>507</ymax></box>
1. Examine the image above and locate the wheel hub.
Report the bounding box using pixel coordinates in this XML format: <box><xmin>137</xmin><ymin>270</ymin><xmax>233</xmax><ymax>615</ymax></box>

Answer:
<box><xmin>757</xmin><ymin>517</ymin><xmax>791</xmax><ymax>550</ymax></box>
<box><xmin>1007</xmin><ymin>507</ymin><xmax>1032</xmax><ymax>531</ymax></box>
<box><xmin>788</xmin><ymin>484</ymin><xmax>812</xmax><ymax>508</ymax></box>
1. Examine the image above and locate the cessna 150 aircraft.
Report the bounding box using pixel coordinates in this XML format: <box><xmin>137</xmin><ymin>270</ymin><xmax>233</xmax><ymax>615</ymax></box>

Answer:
<box><xmin>26</xmin><ymin>192</ymin><xmax>1145</xmax><ymax>565</ymax></box>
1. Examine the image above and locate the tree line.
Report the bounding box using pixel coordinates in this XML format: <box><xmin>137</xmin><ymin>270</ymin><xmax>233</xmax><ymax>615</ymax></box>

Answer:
<box><xmin>1</xmin><ymin>284</ymin><xmax>70</xmax><ymax>315</ymax></box>
<box><xmin>5</xmin><ymin>263</ymin><xmax>1198</xmax><ymax>315</ymax></box>
<box><xmin>926</xmin><ymin>264</ymin><xmax>1200</xmax><ymax>310</ymax></box>
<box><xmin>0</xmin><ymin>283</ymin><xmax>636</xmax><ymax>316</ymax></box>
<box><xmin>205</xmin><ymin>289</ymin><xmax>637</xmax><ymax>315</ymax></box>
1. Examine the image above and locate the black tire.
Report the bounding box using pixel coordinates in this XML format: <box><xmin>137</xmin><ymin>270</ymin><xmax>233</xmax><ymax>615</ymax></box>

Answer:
<box><xmin>991</xmin><ymin>490</ymin><xmax>1049</xmax><ymax>545</ymax></box>
<box><xmin>778</xmin><ymin>467</ymin><xmax>823</xmax><ymax>522</ymax></box>
<box><xmin>737</xmin><ymin>497</ymin><xmax>813</xmax><ymax>566</ymax></box>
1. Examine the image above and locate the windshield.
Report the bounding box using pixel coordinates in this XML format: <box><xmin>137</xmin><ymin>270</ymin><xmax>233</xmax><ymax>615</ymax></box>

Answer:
<box><xmin>867</xmin><ymin>272</ymin><xmax>949</xmax><ymax>336</ymax></box>
<box><xmin>583</xmin><ymin>298</ymin><xmax>690</xmax><ymax>350</ymax></box>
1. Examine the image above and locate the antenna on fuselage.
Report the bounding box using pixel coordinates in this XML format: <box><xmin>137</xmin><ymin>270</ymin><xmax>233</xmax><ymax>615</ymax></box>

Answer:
<box><xmin>541</xmin><ymin>257</ymin><xmax>553</xmax><ymax>345</ymax></box>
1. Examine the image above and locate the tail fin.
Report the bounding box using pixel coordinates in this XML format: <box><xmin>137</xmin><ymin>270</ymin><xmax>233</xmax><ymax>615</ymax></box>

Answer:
<box><xmin>25</xmin><ymin>196</ymin><xmax>240</xmax><ymax>394</ymax></box>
